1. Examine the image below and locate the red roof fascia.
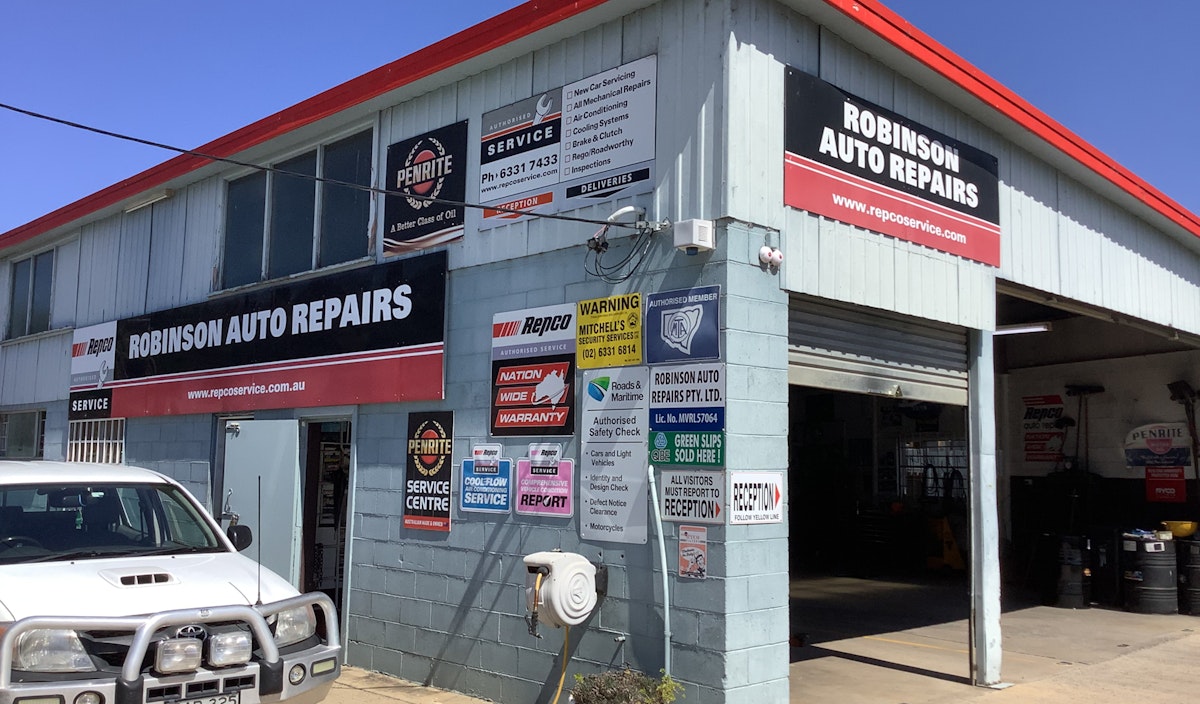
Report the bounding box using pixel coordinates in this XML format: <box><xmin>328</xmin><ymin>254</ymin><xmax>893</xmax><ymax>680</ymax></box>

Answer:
<box><xmin>823</xmin><ymin>0</ymin><xmax>1200</xmax><ymax>239</ymax></box>
<box><xmin>0</xmin><ymin>0</ymin><xmax>607</xmax><ymax>250</ymax></box>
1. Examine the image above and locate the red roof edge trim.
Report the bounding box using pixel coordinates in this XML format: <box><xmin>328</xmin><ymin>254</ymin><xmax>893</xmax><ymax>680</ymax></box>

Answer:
<box><xmin>0</xmin><ymin>0</ymin><xmax>607</xmax><ymax>251</ymax></box>
<box><xmin>823</xmin><ymin>0</ymin><xmax>1200</xmax><ymax>239</ymax></box>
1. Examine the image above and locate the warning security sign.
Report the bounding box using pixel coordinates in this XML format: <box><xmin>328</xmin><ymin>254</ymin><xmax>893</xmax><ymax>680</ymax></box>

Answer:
<box><xmin>659</xmin><ymin>469</ymin><xmax>724</xmax><ymax>524</ymax></box>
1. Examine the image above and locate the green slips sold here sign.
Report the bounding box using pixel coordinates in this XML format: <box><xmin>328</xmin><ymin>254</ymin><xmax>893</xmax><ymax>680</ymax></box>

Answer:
<box><xmin>650</xmin><ymin>431</ymin><xmax>724</xmax><ymax>466</ymax></box>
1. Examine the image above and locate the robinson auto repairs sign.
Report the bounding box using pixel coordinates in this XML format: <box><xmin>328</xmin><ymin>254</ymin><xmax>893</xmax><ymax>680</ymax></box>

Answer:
<box><xmin>68</xmin><ymin>251</ymin><xmax>446</xmax><ymax>418</ymax></box>
<box><xmin>784</xmin><ymin>68</ymin><xmax>1000</xmax><ymax>266</ymax></box>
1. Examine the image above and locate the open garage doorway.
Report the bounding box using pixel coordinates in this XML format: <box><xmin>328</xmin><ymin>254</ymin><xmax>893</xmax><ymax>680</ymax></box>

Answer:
<box><xmin>787</xmin><ymin>386</ymin><xmax>973</xmax><ymax>675</ymax></box>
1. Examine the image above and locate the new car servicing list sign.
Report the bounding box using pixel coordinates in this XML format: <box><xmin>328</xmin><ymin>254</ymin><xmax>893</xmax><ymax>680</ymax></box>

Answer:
<box><xmin>580</xmin><ymin>367</ymin><xmax>649</xmax><ymax>544</ymax></box>
<box><xmin>478</xmin><ymin>55</ymin><xmax>657</xmax><ymax>227</ymax></box>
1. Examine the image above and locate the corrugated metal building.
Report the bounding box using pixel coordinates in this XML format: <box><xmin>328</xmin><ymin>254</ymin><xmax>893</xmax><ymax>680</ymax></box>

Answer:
<box><xmin>2</xmin><ymin>0</ymin><xmax>1198</xmax><ymax>701</ymax></box>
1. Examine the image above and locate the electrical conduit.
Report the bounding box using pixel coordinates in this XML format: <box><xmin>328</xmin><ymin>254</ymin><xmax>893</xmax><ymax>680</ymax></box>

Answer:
<box><xmin>646</xmin><ymin>464</ymin><xmax>672</xmax><ymax>676</ymax></box>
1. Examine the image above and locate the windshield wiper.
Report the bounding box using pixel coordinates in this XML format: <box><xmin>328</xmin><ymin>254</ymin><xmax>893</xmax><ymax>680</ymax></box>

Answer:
<box><xmin>133</xmin><ymin>545</ymin><xmax>222</xmax><ymax>557</ymax></box>
<box><xmin>24</xmin><ymin>548</ymin><xmax>134</xmax><ymax>563</ymax></box>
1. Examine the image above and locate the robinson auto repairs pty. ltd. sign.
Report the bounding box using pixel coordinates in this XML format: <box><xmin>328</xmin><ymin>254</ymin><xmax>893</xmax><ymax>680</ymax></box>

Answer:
<box><xmin>68</xmin><ymin>251</ymin><xmax>446</xmax><ymax>419</ymax></box>
<box><xmin>784</xmin><ymin>68</ymin><xmax>1000</xmax><ymax>266</ymax></box>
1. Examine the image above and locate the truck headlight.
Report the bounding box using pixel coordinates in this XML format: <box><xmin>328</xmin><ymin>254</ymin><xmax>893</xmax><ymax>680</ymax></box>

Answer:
<box><xmin>14</xmin><ymin>629</ymin><xmax>95</xmax><ymax>672</ymax></box>
<box><xmin>156</xmin><ymin>637</ymin><xmax>202</xmax><ymax>673</ymax></box>
<box><xmin>272</xmin><ymin>605</ymin><xmax>316</xmax><ymax>646</ymax></box>
<box><xmin>208</xmin><ymin>631</ymin><xmax>253</xmax><ymax>666</ymax></box>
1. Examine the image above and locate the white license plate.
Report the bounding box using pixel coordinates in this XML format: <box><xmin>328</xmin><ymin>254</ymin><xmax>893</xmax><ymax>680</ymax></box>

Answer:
<box><xmin>182</xmin><ymin>692</ymin><xmax>240</xmax><ymax>704</ymax></box>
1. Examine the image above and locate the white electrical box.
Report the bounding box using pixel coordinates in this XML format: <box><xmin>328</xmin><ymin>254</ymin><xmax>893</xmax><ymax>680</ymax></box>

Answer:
<box><xmin>673</xmin><ymin>219</ymin><xmax>715</xmax><ymax>254</ymax></box>
<box><xmin>524</xmin><ymin>551</ymin><xmax>598</xmax><ymax>628</ymax></box>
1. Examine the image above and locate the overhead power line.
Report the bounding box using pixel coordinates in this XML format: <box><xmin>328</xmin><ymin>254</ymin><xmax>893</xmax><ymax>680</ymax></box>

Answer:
<box><xmin>0</xmin><ymin>101</ymin><xmax>647</xmax><ymax>230</ymax></box>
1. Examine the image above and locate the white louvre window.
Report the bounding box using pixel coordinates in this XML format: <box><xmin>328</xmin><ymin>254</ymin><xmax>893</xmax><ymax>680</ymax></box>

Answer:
<box><xmin>68</xmin><ymin>418</ymin><xmax>126</xmax><ymax>464</ymax></box>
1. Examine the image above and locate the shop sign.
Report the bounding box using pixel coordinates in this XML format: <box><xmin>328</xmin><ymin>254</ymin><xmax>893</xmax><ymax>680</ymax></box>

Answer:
<box><xmin>384</xmin><ymin>121</ymin><xmax>469</xmax><ymax>255</ymax></box>
<box><xmin>515</xmin><ymin>444</ymin><xmax>574</xmax><ymax>517</ymax></box>
<box><xmin>404</xmin><ymin>411</ymin><xmax>454</xmax><ymax>531</ymax></box>
<box><xmin>460</xmin><ymin>456</ymin><xmax>512</xmax><ymax>514</ymax></box>
<box><xmin>648</xmin><ymin>362</ymin><xmax>725</xmax><ymax>466</ymax></box>
<box><xmin>1021</xmin><ymin>395</ymin><xmax>1067</xmax><ymax>462</ymax></box>
<box><xmin>784</xmin><ymin>67</ymin><xmax>1000</xmax><ymax>266</ymax></box>
<box><xmin>1123</xmin><ymin>423</ymin><xmax>1192</xmax><ymax>467</ymax></box>
<box><xmin>478</xmin><ymin>55</ymin><xmax>657</xmax><ymax>227</ymax></box>
<box><xmin>659</xmin><ymin>469</ymin><xmax>724</xmax><ymax>524</ymax></box>
<box><xmin>577</xmin><ymin>293</ymin><xmax>643</xmax><ymax>369</ymax></box>
<box><xmin>490</xmin><ymin>303</ymin><xmax>576</xmax><ymax>436</ymax></box>
<box><xmin>678</xmin><ymin>525</ymin><xmax>708</xmax><ymax>579</ymax></box>
<box><xmin>67</xmin><ymin>252</ymin><xmax>446</xmax><ymax>418</ymax></box>
<box><xmin>644</xmin><ymin>286</ymin><xmax>720</xmax><ymax>364</ymax></box>
<box><xmin>1145</xmin><ymin>466</ymin><xmax>1187</xmax><ymax>504</ymax></box>
<box><xmin>580</xmin><ymin>367</ymin><xmax>649</xmax><ymax>544</ymax></box>
<box><xmin>728</xmin><ymin>471</ymin><xmax>784</xmax><ymax>525</ymax></box>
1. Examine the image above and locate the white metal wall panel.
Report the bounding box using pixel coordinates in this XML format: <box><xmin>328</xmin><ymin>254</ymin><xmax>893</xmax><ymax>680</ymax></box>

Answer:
<box><xmin>728</xmin><ymin>0</ymin><xmax>996</xmax><ymax>330</ymax></box>
<box><xmin>146</xmin><ymin>195</ymin><xmax>190</xmax><ymax>311</ymax></box>
<box><xmin>998</xmin><ymin>149</ymin><xmax>1060</xmax><ymax>286</ymax></box>
<box><xmin>0</xmin><ymin>333</ymin><xmax>69</xmax><ymax>405</ymax></box>
<box><xmin>116</xmin><ymin>210</ymin><xmax>151</xmax><ymax>318</ymax></box>
<box><xmin>50</xmin><ymin>237</ymin><xmax>81</xmax><ymax>330</ymax></box>
<box><xmin>75</xmin><ymin>220</ymin><xmax>121</xmax><ymax>326</ymax></box>
<box><xmin>182</xmin><ymin>177</ymin><xmax>222</xmax><ymax>301</ymax></box>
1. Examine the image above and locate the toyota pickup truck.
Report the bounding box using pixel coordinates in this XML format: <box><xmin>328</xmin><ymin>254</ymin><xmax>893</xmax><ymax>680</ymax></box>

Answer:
<box><xmin>0</xmin><ymin>461</ymin><xmax>341</xmax><ymax>704</ymax></box>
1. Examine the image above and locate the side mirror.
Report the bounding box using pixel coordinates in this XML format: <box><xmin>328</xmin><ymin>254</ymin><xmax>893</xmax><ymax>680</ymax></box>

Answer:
<box><xmin>227</xmin><ymin>524</ymin><xmax>253</xmax><ymax>551</ymax></box>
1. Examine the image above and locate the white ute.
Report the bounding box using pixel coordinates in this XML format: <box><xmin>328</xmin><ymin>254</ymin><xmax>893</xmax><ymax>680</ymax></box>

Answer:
<box><xmin>0</xmin><ymin>461</ymin><xmax>341</xmax><ymax>704</ymax></box>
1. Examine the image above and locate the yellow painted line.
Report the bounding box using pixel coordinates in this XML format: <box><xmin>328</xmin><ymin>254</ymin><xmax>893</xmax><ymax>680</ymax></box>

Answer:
<box><xmin>862</xmin><ymin>635</ymin><xmax>969</xmax><ymax>654</ymax></box>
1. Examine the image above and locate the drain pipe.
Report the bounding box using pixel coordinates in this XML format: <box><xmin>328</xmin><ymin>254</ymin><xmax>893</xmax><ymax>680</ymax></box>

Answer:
<box><xmin>646</xmin><ymin>464</ymin><xmax>672</xmax><ymax>676</ymax></box>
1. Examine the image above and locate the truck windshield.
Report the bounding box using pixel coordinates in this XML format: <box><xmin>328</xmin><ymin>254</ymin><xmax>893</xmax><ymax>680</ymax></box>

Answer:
<box><xmin>0</xmin><ymin>482</ymin><xmax>223</xmax><ymax>564</ymax></box>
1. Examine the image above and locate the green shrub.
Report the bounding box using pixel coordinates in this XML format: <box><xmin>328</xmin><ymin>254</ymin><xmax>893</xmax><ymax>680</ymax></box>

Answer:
<box><xmin>570</xmin><ymin>668</ymin><xmax>683</xmax><ymax>704</ymax></box>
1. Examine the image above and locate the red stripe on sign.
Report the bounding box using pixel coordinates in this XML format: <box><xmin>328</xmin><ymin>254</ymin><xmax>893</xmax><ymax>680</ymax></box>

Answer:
<box><xmin>495</xmin><ymin>386</ymin><xmax>536</xmax><ymax>406</ymax></box>
<box><xmin>109</xmin><ymin>349</ymin><xmax>443</xmax><ymax>417</ymax></box>
<box><xmin>72</xmin><ymin>342</ymin><xmax>87</xmax><ymax>357</ymax></box>
<box><xmin>785</xmin><ymin>153</ymin><xmax>1001</xmax><ymax>267</ymax></box>
<box><xmin>492</xmin><ymin>320</ymin><xmax>521</xmax><ymax>338</ymax></box>
<box><xmin>494</xmin><ymin>407</ymin><xmax>570</xmax><ymax>428</ymax></box>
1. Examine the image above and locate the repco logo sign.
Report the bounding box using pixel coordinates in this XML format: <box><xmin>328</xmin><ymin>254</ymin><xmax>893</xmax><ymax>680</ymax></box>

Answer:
<box><xmin>408</xmin><ymin>418</ymin><xmax>452</xmax><ymax>476</ymax></box>
<box><xmin>72</xmin><ymin>336</ymin><xmax>114</xmax><ymax>358</ymax></box>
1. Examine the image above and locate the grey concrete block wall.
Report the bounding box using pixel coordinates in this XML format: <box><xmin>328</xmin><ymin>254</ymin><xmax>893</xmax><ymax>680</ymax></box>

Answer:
<box><xmin>125</xmin><ymin>414</ymin><xmax>213</xmax><ymax>507</ymax></box>
<box><xmin>345</xmin><ymin>219</ymin><xmax>793</xmax><ymax>703</ymax></box>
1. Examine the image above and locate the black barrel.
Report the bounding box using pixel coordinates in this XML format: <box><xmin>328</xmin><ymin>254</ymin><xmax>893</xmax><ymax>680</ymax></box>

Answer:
<box><xmin>1177</xmin><ymin>539</ymin><xmax>1200</xmax><ymax>615</ymax></box>
<box><xmin>1055</xmin><ymin>535</ymin><xmax>1091</xmax><ymax>609</ymax></box>
<box><xmin>1123</xmin><ymin>537</ymin><xmax>1177</xmax><ymax>614</ymax></box>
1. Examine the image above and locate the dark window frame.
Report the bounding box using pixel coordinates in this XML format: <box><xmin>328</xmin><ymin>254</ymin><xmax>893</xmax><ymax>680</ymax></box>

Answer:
<box><xmin>221</xmin><ymin>128</ymin><xmax>375</xmax><ymax>290</ymax></box>
<box><xmin>7</xmin><ymin>250</ymin><xmax>54</xmax><ymax>339</ymax></box>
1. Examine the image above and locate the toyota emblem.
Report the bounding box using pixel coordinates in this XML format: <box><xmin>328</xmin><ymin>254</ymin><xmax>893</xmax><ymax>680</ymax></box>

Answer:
<box><xmin>176</xmin><ymin>624</ymin><xmax>207</xmax><ymax>640</ymax></box>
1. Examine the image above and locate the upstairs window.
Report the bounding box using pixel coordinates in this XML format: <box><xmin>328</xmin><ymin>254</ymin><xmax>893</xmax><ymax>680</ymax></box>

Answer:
<box><xmin>0</xmin><ymin>411</ymin><xmax>46</xmax><ymax>459</ymax></box>
<box><xmin>221</xmin><ymin>129</ymin><xmax>374</xmax><ymax>289</ymax></box>
<box><xmin>8</xmin><ymin>250</ymin><xmax>53</xmax><ymax>338</ymax></box>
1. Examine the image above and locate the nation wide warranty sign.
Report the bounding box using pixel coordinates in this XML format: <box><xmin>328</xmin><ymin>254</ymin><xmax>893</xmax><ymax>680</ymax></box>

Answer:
<box><xmin>784</xmin><ymin>68</ymin><xmax>1000</xmax><ymax>266</ymax></box>
<box><xmin>490</xmin><ymin>303</ymin><xmax>577</xmax><ymax>436</ymax></box>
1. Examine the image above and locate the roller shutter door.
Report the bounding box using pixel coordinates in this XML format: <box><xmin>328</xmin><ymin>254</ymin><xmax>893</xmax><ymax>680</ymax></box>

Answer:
<box><xmin>788</xmin><ymin>295</ymin><xmax>969</xmax><ymax>405</ymax></box>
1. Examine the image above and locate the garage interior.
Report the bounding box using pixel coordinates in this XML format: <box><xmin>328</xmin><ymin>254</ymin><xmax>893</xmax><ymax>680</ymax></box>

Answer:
<box><xmin>786</xmin><ymin>289</ymin><xmax>1200</xmax><ymax>697</ymax></box>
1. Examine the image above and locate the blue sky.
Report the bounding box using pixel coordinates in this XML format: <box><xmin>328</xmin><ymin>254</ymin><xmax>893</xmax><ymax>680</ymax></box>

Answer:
<box><xmin>2</xmin><ymin>0</ymin><xmax>1197</xmax><ymax>234</ymax></box>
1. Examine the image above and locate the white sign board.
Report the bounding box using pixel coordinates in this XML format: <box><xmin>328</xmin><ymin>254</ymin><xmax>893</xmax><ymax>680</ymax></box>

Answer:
<box><xmin>658</xmin><ymin>469</ymin><xmax>724</xmax><ymax>524</ymax></box>
<box><xmin>728</xmin><ymin>471</ymin><xmax>785</xmax><ymax>525</ymax></box>
<box><xmin>581</xmin><ymin>367</ymin><xmax>649</xmax><ymax>543</ymax></box>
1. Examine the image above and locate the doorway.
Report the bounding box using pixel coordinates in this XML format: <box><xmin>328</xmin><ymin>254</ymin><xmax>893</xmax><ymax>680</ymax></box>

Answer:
<box><xmin>302</xmin><ymin>420</ymin><xmax>351</xmax><ymax>610</ymax></box>
<box><xmin>788</xmin><ymin>386</ymin><xmax>971</xmax><ymax>663</ymax></box>
<box><xmin>218</xmin><ymin>417</ymin><xmax>352</xmax><ymax>617</ymax></box>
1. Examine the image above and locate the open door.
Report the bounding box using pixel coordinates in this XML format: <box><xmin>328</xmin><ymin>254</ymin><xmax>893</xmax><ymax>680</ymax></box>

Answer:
<box><xmin>222</xmin><ymin>419</ymin><xmax>302</xmax><ymax>588</ymax></box>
